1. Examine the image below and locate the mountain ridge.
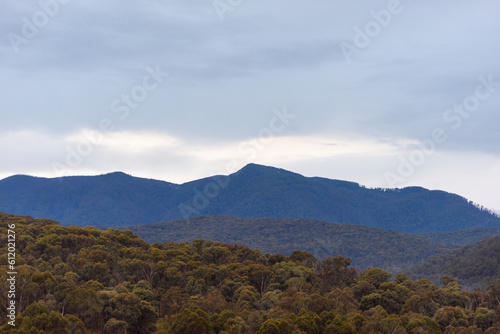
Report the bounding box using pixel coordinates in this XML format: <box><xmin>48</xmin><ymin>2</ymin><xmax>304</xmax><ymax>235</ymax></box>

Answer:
<box><xmin>1</xmin><ymin>163</ymin><xmax>499</xmax><ymax>232</ymax></box>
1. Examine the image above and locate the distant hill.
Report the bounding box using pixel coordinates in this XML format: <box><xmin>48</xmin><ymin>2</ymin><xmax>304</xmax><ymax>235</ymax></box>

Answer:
<box><xmin>408</xmin><ymin>235</ymin><xmax>500</xmax><ymax>288</ymax></box>
<box><xmin>123</xmin><ymin>215</ymin><xmax>453</xmax><ymax>272</ymax></box>
<box><xmin>0</xmin><ymin>172</ymin><xmax>178</xmax><ymax>227</ymax></box>
<box><xmin>1</xmin><ymin>163</ymin><xmax>499</xmax><ymax>232</ymax></box>
<box><xmin>418</xmin><ymin>227</ymin><xmax>500</xmax><ymax>247</ymax></box>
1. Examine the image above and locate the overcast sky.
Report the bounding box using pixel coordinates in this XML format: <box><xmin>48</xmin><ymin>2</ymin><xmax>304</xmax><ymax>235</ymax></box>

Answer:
<box><xmin>1</xmin><ymin>0</ymin><xmax>499</xmax><ymax>212</ymax></box>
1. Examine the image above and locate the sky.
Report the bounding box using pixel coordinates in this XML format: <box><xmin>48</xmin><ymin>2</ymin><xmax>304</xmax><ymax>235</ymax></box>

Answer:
<box><xmin>1</xmin><ymin>0</ymin><xmax>500</xmax><ymax>213</ymax></box>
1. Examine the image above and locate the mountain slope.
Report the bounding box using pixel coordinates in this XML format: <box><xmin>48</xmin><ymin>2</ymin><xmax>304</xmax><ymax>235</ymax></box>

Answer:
<box><xmin>418</xmin><ymin>227</ymin><xmax>500</xmax><ymax>247</ymax></box>
<box><xmin>0</xmin><ymin>172</ymin><xmax>178</xmax><ymax>227</ymax></box>
<box><xmin>123</xmin><ymin>215</ymin><xmax>454</xmax><ymax>272</ymax></box>
<box><xmin>1</xmin><ymin>163</ymin><xmax>499</xmax><ymax>232</ymax></box>
<box><xmin>172</xmin><ymin>164</ymin><xmax>500</xmax><ymax>233</ymax></box>
<box><xmin>408</xmin><ymin>235</ymin><xmax>500</xmax><ymax>288</ymax></box>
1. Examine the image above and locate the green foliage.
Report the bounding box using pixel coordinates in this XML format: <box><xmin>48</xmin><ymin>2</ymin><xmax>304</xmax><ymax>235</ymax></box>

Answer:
<box><xmin>433</xmin><ymin>306</ymin><xmax>470</xmax><ymax>331</ymax></box>
<box><xmin>409</xmin><ymin>236</ymin><xmax>500</xmax><ymax>288</ymax></box>
<box><xmin>419</xmin><ymin>227</ymin><xmax>500</xmax><ymax>247</ymax></box>
<box><xmin>474</xmin><ymin>308</ymin><xmax>497</xmax><ymax>331</ymax></box>
<box><xmin>126</xmin><ymin>215</ymin><xmax>455</xmax><ymax>273</ymax></box>
<box><xmin>1</xmin><ymin>212</ymin><xmax>500</xmax><ymax>333</ymax></box>
<box><xmin>256</xmin><ymin>319</ymin><xmax>292</xmax><ymax>334</ymax></box>
<box><xmin>406</xmin><ymin>316</ymin><xmax>441</xmax><ymax>334</ymax></box>
<box><xmin>103</xmin><ymin>318</ymin><xmax>128</xmax><ymax>334</ymax></box>
<box><xmin>3</xmin><ymin>302</ymin><xmax>73</xmax><ymax>334</ymax></box>
<box><xmin>170</xmin><ymin>308</ymin><xmax>214</xmax><ymax>334</ymax></box>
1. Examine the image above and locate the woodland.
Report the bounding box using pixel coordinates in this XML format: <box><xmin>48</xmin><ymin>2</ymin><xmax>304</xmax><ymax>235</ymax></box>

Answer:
<box><xmin>1</xmin><ymin>212</ymin><xmax>500</xmax><ymax>334</ymax></box>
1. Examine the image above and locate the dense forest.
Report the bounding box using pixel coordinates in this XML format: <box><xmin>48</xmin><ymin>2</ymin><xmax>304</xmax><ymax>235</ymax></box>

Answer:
<box><xmin>1</xmin><ymin>212</ymin><xmax>500</xmax><ymax>334</ymax></box>
<box><xmin>419</xmin><ymin>229</ymin><xmax>500</xmax><ymax>248</ymax></box>
<box><xmin>2</xmin><ymin>164</ymin><xmax>499</xmax><ymax>233</ymax></box>
<box><xmin>409</xmin><ymin>236</ymin><xmax>500</xmax><ymax>289</ymax></box>
<box><xmin>124</xmin><ymin>215</ymin><xmax>454</xmax><ymax>273</ymax></box>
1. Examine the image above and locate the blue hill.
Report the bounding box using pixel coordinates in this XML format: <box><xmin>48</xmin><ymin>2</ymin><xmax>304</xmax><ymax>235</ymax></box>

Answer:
<box><xmin>0</xmin><ymin>163</ymin><xmax>498</xmax><ymax>232</ymax></box>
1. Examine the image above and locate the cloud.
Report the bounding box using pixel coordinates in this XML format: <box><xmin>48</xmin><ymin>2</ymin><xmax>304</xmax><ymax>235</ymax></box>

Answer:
<box><xmin>1</xmin><ymin>0</ymin><xmax>500</xmax><ymax>211</ymax></box>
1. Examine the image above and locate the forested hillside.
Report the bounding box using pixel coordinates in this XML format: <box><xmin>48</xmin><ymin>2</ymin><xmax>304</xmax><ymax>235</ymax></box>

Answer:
<box><xmin>409</xmin><ymin>236</ymin><xmax>500</xmax><ymax>289</ymax></box>
<box><xmin>1</xmin><ymin>164</ymin><xmax>499</xmax><ymax>233</ymax></box>
<box><xmin>1</xmin><ymin>212</ymin><xmax>500</xmax><ymax>333</ymax></box>
<box><xmin>0</xmin><ymin>172</ymin><xmax>177</xmax><ymax>227</ymax></box>
<box><xmin>124</xmin><ymin>215</ymin><xmax>453</xmax><ymax>273</ymax></box>
<box><xmin>418</xmin><ymin>228</ymin><xmax>500</xmax><ymax>247</ymax></box>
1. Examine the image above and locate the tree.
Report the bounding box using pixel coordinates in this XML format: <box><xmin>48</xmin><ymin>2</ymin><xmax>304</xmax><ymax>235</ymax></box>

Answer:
<box><xmin>285</xmin><ymin>277</ymin><xmax>312</xmax><ymax>294</ymax></box>
<box><xmin>161</xmin><ymin>286</ymin><xmax>188</xmax><ymax>316</ymax></box>
<box><xmin>14</xmin><ymin>265</ymin><xmax>40</xmax><ymax>312</ymax></box>
<box><xmin>9</xmin><ymin>302</ymin><xmax>71</xmax><ymax>333</ymax></box>
<box><xmin>433</xmin><ymin>306</ymin><xmax>470</xmax><ymax>331</ymax></box>
<box><xmin>110</xmin><ymin>292</ymin><xmax>158</xmax><ymax>334</ymax></box>
<box><xmin>103</xmin><ymin>318</ymin><xmax>128</xmax><ymax>334</ymax></box>
<box><xmin>133</xmin><ymin>280</ymin><xmax>155</xmax><ymax>303</ymax></box>
<box><xmin>323</xmin><ymin>316</ymin><xmax>357</xmax><ymax>334</ymax></box>
<box><xmin>351</xmin><ymin>280</ymin><xmax>376</xmax><ymax>301</ymax></box>
<box><xmin>380</xmin><ymin>315</ymin><xmax>405</xmax><ymax>334</ymax></box>
<box><xmin>247</xmin><ymin>263</ymin><xmax>274</xmax><ymax>296</ymax></box>
<box><xmin>234</xmin><ymin>285</ymin><xmax>260</xmax><ymax>310</ymax></box>
<box><xmin>378</xmin><ymin>282</ymin><xmax>410</xmax><ymax>314</ymax></box>
<box><xmin>212</xmin><ymin>310</ymin><xmax>246</xmax><ymax>333</ymax></box>
<box><xmin>473</xmin><ymin>307</ymin><xmax>497</xmax><ymax>331</ymax></box>
<box><xmin>170</xmin><ymin>308</ymin><xmax>215</xmax><ymax>334</ymax></box>
<box><xmin>64</xmin><ymin>287</ymin><xmax>103</xmax><ymax>331</ymax></box>
<box><xmin>257</xmin><ymin>319</ymin><xmax>292</xmax><ymax>334</ymax></box>
<box><xmin>488</xmin><ymin>279</ymin><xmax>500</xmax><ymax>306</ymax></box>
<box><xmin>435</xmin><ymin>276</ymin><xmax>470</xmax><ymax>308</ymax></box>
<box><xmin>198</xmin><ymin>290</ymin><xmax>228</xmax><ymax>316</ymax></box>
<box><xmin>402</xmin><ymin>290</ymin><xmax>439</xmax><ymax>317</ymax></box>
<box><xmin>289</xmin><ymin>250</ymin><xmax>317</xmax><ymax>268</ymax></box>
<box><xmin>256</xmin><ymin>319</ymin><xmax>281</xmax><ymax>334</ymax></box>
<box><xmin>294</xmin><ymin>310</ymin><xmax>322</xmax><ymax>334</ymax></box>
<box><xmin>321</xmin><ymin>289</ymin><xmax>359</xmax><ymax>315</ymax></box>
<box><xmin>318</xmin><ymin>256</ymin><xmax>357</xmax><ymax>292</ymax></box>
<box><xmin>360</xmin><ymin>305</ymin><xmax>389</xmax><ymax>333</ymax></box>
<box><xmin>64</xmin><ymin>314</ymin><xmax>88</xmax><ymax>334</ymax></box>
<box><xmin>202</xmin><ymin>246</ymin><xmax>231</xmax><ymax>265</ymax></box>
<box><xmin>361</xmin><ymin>293</ymin><xmax>385</xmax><ymax>311</ymax></box>
<box><xmin>359</xmin><ymin>268</ymin><xmax>392</xmax><ymax>289</ymax></box>
<box><xmin>31</xmin><ymin>271</ymin><xmax>56</xmax><ymax>295</ymax></box>
<box><xmin>406</xmin><ymin>316</ymin><xmax>441</xmax><ymax>334</ymax></box>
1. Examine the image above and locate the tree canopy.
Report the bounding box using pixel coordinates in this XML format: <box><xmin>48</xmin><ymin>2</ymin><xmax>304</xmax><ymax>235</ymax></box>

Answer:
<box><xmin>1</xmin><ymin>212</ymin><xmax>499</xmax><ymax>333</ymax></box>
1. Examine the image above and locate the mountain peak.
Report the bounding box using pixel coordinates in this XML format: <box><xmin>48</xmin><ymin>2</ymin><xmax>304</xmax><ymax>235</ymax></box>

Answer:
<box><xmin>1</xmin><ymin>165</ymin><xmax>499</xmax><ymax>232</ymax></box>
<box><xmin>99</xmin><ymin>171</ymin><xmax>132</xmax><ymax>178</ymax></box>
<box><xmin>239</xmin><ymin>163</ymin><xmax>276</xmax><ymax>171</ymax></box>
<box><xmin>235</xmin><ymin>163</ymin><xmax>303</xmax><ymax>178</ymax></box>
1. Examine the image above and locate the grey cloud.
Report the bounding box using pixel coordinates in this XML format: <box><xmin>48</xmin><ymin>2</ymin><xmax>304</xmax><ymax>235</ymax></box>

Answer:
<box><xmin>1</xmin><ymin>0</ymin><xmax>500</xmax><ymax>191</ymax></box>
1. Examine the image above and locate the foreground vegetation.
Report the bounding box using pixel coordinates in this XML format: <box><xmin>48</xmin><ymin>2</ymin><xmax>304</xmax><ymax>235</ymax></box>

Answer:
<box><xmin>1</xmin><ymin>213</ymin><xmax>500</xmax><ymax>333</ymax></box>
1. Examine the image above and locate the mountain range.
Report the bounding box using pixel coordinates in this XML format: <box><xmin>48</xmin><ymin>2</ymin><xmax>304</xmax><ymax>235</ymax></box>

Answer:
<box><xmin>0</xmin><ymin>163</ymin><xmax>499</xmax><ymax>233</ymax></box>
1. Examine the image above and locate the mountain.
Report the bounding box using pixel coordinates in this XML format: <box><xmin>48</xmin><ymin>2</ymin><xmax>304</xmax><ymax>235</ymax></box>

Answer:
<box><xmin>123</xmin><ymin>215</ymin><xmax>454</xmax><ymax>272</ymax></box>
<box><xmin>1</xmin><ymin>163</ymin><xmax>499</xmax><ymax>232</ymax></box>
<box><xmin>0</xmin><ymin>172</ymin><xmax>178</xmax><ymax>226</ymax></box>
<box><xmin>408</xmin><ymin>235</ymin><xmax>500</xmax><ymax>288</ymax></box>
